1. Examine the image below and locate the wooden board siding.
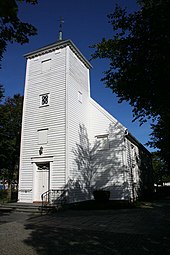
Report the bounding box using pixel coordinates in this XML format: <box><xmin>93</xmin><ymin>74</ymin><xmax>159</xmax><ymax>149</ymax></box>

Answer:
<box><xmin>66</xmin><ymin>47</ymin><xmax>90</xmax><ymax>185</ymax></box>
<box><xmin>19</xmin><ymin>40</ymin><xmax>149</xmax><ymax>203</ymax></box>
<box><xmin>88</xmin><ymin>98</ymin><xmax>129</xmax><ymax>200</ymax></box>
<box><xmin>125</xmin><ymin>137</ymin><xmax>141</xmax><ymax>200</ymax></box>
<box><xmin>18</xmin><ymin>48</ymin><xmax>67</xmax><ymax>202</ymax></box>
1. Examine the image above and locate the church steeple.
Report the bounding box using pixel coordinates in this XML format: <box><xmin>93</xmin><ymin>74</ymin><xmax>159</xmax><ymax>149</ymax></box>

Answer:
<box><xmin>58</xmin><ymin>17</ymin><xmax>64</xmax><ymax>41</ymax></box>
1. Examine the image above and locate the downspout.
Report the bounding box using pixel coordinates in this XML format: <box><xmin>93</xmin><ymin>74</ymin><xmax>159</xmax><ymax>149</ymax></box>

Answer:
<box><xmin>124</xmin><ymin>129</ymin><xmax>135</xmax><ymax>202</ymax></box>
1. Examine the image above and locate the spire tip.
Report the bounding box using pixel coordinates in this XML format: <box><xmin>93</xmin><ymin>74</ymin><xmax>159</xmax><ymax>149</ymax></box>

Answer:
<box><xmin>58</xmin><ymin>17</ymin><xmax>64</xmax><ymax>41</ymax></box>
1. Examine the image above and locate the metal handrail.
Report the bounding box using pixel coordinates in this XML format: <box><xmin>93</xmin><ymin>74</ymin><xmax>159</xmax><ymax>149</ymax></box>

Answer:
<box><xmin>41</xmin><ymin>189</ymin><xmax>67</xmax><ymax>209</ymax></box>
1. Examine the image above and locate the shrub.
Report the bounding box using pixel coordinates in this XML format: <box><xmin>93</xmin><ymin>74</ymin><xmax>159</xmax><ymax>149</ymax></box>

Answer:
<box><xmin>0</xmin><ymin>190</ymin><xmax>8</xmax><ymax>201</ymax></box>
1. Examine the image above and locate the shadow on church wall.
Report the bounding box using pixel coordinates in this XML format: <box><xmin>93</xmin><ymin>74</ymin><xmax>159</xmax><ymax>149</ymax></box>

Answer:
<box><xmin>64</xmin><ymin>123</ymin><xmax>131</xmax><ymax>202</ymax></box>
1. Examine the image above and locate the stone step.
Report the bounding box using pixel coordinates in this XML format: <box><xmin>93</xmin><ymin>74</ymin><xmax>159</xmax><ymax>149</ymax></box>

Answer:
<box><xmin>0</xmin><ymin>206</ymin><xmax>13</xmax><ymax>212</ymax></box>
<box><xmin>0</xmin><ymin>202</ymin><xmax>44</xmax><ymax>214</ymax></box>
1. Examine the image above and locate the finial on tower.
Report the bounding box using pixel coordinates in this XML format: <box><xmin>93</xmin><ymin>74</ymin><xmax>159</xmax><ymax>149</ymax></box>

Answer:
<box><xmin>58</xmin><ymin>17</ymin><xmax>64</xmax><ymax>41</ymax></box>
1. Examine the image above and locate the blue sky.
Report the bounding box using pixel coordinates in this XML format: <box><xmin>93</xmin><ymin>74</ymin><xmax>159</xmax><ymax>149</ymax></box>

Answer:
<box><xmin>0</xmin><ymin>0</ymin><xmax>154</xmax><ymax>151</ymax></box>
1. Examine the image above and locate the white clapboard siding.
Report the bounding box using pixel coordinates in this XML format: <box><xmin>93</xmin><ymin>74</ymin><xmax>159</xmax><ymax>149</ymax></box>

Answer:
<box><xmin>67</xmin><ymin>47</ymin><xmax>90</xmax><ymax>185</ymax></box>
<box><xmin>18</xmin><ymin>47</ymin><xmax>67</xmax><ymax>202</ymax></box>
<box><xmin>88</xmin><ymin>98</ymin><xmax>129</xmax><ymax>200</ymax></box>
<box><xmin>125</xmin><ymin>137</ymin><xmax>141</xmax><ymax>200</ymax></box>
<box><xmin>19</xmin><ymin>40</ymin><xmax>151</xmax><ymax>203</ymax></box>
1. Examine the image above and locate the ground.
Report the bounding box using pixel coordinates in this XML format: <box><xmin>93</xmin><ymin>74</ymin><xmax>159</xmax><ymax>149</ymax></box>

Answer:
<box><xmin>0</xmin><ymin>198</ymin><xmax>170</xmax><ymax>254</ymax></box>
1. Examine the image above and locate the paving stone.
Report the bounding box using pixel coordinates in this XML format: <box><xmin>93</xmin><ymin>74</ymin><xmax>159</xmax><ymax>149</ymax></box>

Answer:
<box><xmin>0</xmin><ymin>199</ymin><xmax>170</xmax><ymax>254</ymax></box>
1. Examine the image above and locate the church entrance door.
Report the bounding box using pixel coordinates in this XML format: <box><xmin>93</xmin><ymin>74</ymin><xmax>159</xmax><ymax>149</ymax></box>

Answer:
<box><xmin>35</xmin><ymin>162</ymin><xmax>50</xmax><ymax>202</ymax></box>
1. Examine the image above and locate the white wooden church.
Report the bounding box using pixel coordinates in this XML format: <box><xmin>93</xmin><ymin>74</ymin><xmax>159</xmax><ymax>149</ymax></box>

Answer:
<box><xmin>18</xmin><ymin>38</ymin><xmax>153</xmax><ymax>204</ymax></box>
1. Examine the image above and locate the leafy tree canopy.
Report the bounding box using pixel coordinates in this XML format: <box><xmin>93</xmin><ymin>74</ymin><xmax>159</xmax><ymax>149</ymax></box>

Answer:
<box><xmin>91</xmin><ymin>0</ymin><xmax>170</xmax><ymax>169</ymax></box>
<box><xmin>0</xmin><ymin>94</ymin><xmax>23</xmax><ymax>185</ymax></box>
<box><xmin>0</xmin><ymin>84</ymin><xmax>4</xmax><ymax>101</ymax></box>
<box><xmin>147</xmin><ymin>117</ymin><xmax>170</xmax><ymax>170</ymax></box>
<box><xmin>152</xmin><ymin>151</ymin><xmax>170</xmax><ymax>185</ymax></box>
<box><xmin>0</xmin><ymin>0</ymin><xmax>37</xmax><ymax>67</ymax></box>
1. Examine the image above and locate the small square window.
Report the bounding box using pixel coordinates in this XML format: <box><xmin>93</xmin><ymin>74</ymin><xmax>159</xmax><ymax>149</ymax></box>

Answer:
<box><xmin>40</xmin><ymin>93</ymin><xmax>50</xmax><ymax>107</ymax></box>
<box><xmin>38</xmin><ymin>129</ymin><xmax>48</xmax><ymax>144</ymax></box>
<box><xmin>78</xmin><ymin>91</ymin><xmax>82</xmax><ymax>103</ymax></box>
<box><xmin>96</xmin><ymin>134</ymin><xmax>109</xmax><ymax>150</ymax></box>
<box><xmin>42</xmin><ymin>94</ymin><xmax>48</xmax><ymax>105</ymax></box>
<box><xmin>42</xmin><ymin>59</ymin><xmax>51</xmax><ymax>72</ymax></box>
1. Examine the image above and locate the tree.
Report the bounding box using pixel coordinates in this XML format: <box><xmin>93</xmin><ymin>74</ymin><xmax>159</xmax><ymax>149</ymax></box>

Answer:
<box><xmin>0</xmin><ymin>0</ymin><xmax>37</xmax><ymax>67</ymax></box>
<box><xmin>152</xmin><ymin>151</ymin><xmax>170</xmax><ymax>186</ymax></box>
<box><xmin>0</xmin><ymin>85</ymin><xmax>4</xmax><ymax>101</ymax></box>
<box><xmin>0</xmin><ymin>94</ymin><xmax>23</xmax><ymax>196</ymax></box>
<box><xmin>91</xmin><ymin>0</ymin><xmax>170</xmax><ymax>170</ymax></box>
<box><xmin>147</xmin><ymin>117</ymin><xmax>170</xmax><ymax>170</ymax></box>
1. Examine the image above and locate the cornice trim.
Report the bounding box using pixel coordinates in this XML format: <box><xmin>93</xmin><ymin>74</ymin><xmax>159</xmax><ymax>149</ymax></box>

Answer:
<box><xmin>24</xmin><ymin>39</ymin><xmax>92</xmax><ymax>69</ymax></box>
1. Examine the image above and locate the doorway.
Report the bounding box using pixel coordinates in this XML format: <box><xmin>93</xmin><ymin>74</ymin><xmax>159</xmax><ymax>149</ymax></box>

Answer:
<box><xmin>35</xmin><ymin>162</ymin><xmax>50</xmax><ymax>202</ymax></box>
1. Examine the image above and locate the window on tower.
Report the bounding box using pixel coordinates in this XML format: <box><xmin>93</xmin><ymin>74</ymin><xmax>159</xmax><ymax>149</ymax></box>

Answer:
<box><xmin>39</xmin><ymin>93</ymin><xmax>50</xmax><ymax>107</ymax></box>
<box><xmin>78</xmin><ymin>91</ymin><xmax>82</xmax><ymax>103</ymax></box>
<box><xmin>41</xmin><ymin>59</ymin><xmax>51</xmax><ymax>72</ymax></box>
<box><xmin>38</xmin><ymin>129</ymin><xmax>48</xmax><ymax>144</ymax></box>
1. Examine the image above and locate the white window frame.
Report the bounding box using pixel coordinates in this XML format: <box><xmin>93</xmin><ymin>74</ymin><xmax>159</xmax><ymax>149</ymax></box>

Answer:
<box><xmin>39</xmin><ymin>93</ymin><xmax>50</xmax><ymax>107</ymax></box>
<box><xmin>38</xmin><ymin>128</ymin><xmax>48</xmax><ymax>145</ymax></box>
<box><xmin>41</xmin><ymin>59</ymin><xmax>51</xmax><ymax>72</ymax></box>
<box><xmin>95</xmin><ymin>134</ymin><xmax>109</xmax><ymax>150</ymax></box>
<box><xmin>78</xmin><ymin>91</ymin><xmax>82</xmax><ymax>103</ymax></box>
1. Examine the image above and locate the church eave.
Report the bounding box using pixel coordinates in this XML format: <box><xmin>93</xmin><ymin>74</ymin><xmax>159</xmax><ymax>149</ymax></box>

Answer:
<box><xmin>24</xmin><ymin>39</ymin><xmax>92</xmax><ymax>69</ymax></box>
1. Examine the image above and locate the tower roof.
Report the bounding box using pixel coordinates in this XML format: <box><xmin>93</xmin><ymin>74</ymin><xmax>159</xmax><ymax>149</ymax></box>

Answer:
<box><xmin>24</xmin><ymin>39</ymin><xmax>92</xmax><ymax>69</ymax></box>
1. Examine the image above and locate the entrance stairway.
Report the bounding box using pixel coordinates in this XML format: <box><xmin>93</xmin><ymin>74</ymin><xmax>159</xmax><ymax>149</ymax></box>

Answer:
<box><xmin>0</xmin><ymin>189</ymin><xmax>67</xmax><ymax>214</ymax></box>
<box><xmin>0</xmin><ymin>202</ymin><xmax>47</xmax><ymax>214</ymax></box>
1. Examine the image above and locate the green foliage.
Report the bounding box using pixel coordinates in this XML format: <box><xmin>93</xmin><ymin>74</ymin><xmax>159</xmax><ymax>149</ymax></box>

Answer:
<box><xmin>0</xmin><ymin>0</ymin><xmax>37</xmax><ymax>67</ymax></box>
<box><xmin>147</xmin><ymin>117</ymin><xmax>170</xmax><ymax>170</ymax></box>
<box><xmin>0</xmin><ymin>189</ymin><xmax>8</xmax><ymax>202</ymax></box>
<box><xmin>0</xmin><ymin>94</ymin><xmax>23</xmax><ymax>185</ymax></box>
<box><xmin>0</xmin><ymin>85</ymin><xmax>4</xmax><ymax>102</ymax></box>
<box><xmin>91</xmin><ymin>0</ymin><xmax>170</xmax><ymax>170</ymax></box>
<box><xmin>0</xmin><ymin>189</ymin><xmax>18</xmax><ymax>203</ymax></box>
<box><xmin>152</xmin><ymin>151</ymin><xmax>170</xmax><ymax>185</ymax></box>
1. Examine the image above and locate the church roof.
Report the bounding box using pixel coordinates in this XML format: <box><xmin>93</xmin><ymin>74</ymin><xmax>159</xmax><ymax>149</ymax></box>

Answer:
<box><xmin>24</xmin><ymin>39</ymin><xmax>92</xmax><ymax>69</ymax></box>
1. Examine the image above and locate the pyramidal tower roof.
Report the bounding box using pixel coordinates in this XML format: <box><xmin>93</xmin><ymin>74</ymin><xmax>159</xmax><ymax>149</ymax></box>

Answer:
<box><xmin>24</xmin><ymin>39</ymin><xmax>92</xmax><ymax>69</ymax></box>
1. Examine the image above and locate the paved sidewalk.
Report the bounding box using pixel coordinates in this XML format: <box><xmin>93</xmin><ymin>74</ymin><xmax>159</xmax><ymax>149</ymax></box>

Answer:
<box><xmin>0</xmin><ymin>199</ymin><xmax>170</xmax><ymax>254</ymax></box>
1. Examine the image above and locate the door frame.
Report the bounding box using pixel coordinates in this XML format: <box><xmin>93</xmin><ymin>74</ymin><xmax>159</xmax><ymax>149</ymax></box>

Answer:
<box><xmin>31</xmin><ymin>156</ymin><xmax>53</xmax><ymax>202</ymax></box>
<box><xmin>35</xmin><ymin>162</ymin><xmax>50</xmax><ymax>202</ymax></box>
